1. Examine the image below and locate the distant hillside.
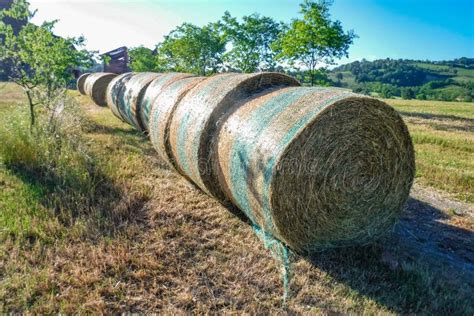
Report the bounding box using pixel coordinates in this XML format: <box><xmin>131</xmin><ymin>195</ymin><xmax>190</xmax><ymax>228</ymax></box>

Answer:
<box><xmin>329</xmin><ymin>58</ymin><xmax>474</xmax><ymax>102</ymax></box>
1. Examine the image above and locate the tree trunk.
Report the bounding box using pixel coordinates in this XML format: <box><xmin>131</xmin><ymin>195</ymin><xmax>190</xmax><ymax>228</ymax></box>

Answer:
<box><xmin>25</xmin><ymin>90</ymin><xmax>35</xmax><ymax>129</ymax></box>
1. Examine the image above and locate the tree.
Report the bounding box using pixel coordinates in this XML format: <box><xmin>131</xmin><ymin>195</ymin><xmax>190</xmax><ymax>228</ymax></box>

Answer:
<box><xmin>274</xmin><ymin>0</ymin><xmax>356</xmax><ymax>86</ymax></box>
<box><xmin>221</xmin><ymin>11</ymin><xmax>284</xmax><ymax>72</ymax></box>
<box><xmin>155</xmin><ymin>22</ymin><xmax>226</xmax><ymax>76</ymax></box>
<box><xmin>128</xmin><ymin>46</ymin><xmax>158</xmax><ymax>72</ymax></box>
<box><xmin>401</xmin><ymin>87</ymin><xmax>415</xmax><ymax>99</ymax></box>
<box><xmin>0</xmin><ymin>0</ymin><xmax>93</xmax><ymax>128</ymax></box>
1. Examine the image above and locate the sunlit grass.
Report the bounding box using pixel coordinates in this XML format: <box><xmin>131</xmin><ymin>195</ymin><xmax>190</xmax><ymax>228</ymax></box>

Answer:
<box><xmin>387</xmin><ymin>98</ymin><xmax>474</xmax><ymax>202</ymax></box>
<box><xmin>386</xmin><ymin>98</ymin><xmax>474</xmax><ymax>119</ymax></box>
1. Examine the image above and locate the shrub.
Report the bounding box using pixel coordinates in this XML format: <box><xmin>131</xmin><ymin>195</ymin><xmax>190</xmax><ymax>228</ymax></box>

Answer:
<box><xmin>0</xmin><ymin>94</ymin><xmax>102</xmax><ymax>224</ymax></box>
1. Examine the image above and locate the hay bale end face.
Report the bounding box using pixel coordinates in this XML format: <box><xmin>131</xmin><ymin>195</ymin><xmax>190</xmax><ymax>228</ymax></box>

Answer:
<box><xmin>168</xmin><ymin>72</ymin><xmax>300</xmax><ymax>201</ymax></box>
<box><xmin>106</xmin><ymin>72</ymin><xmax>135</xmax><ymax>121</ymax></box>
<box><xmin>140</xmin><ymin>73</ymin><xmax>196</xmax><ymax>132</ymax></box>
<box><xmin>77</xmin><ymin>73</ymin><xmax>91</xmax><ymax>95</ymax></box>
<box><xmin>216</xmin><ymin>87</ymin><xmax>415</xmax><ymax>252</ymax></box>
<box><xmin>149</xmin><ymin>75</ymin><xmax>206</xmax><ymax>169</ymax></box>
<box><xmin>84</xmin><ymin>73</ymin><xmax>118</xmax><ymax>107</ymax></box>
<box><xmin>116</xmin><ymin>72</ymin><xmax>161</xmax><ymax>131</ymax></box>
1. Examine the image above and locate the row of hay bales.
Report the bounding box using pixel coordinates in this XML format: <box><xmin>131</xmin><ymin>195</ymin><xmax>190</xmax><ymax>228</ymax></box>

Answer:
<box><xmin>79</xmin><ymin>71</ymin><xmax>415</xmax><ymax>253</ymax></box>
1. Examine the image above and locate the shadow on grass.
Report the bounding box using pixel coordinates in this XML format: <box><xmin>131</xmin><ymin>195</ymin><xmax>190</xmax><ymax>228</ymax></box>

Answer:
<box><xmin>83</xmin><ymin>120</ymin><xmax>146</xmax><ymax>137</ymax></box>
<box><xmin>299</xmin><ymin>198</ymin><xmax>474</xmax><ymax>314</ymax></box>
<box><xmin>5</xmin><ymin>161</ymin><xmax>151</xmax><ymax>238</ymax></box>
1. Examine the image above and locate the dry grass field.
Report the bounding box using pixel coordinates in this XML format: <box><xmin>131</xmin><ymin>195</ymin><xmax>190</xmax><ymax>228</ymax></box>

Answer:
<box><xmin>1</xmin><ymin>83</ymin><xmax>473</xmax><ymax>314</ymax></box>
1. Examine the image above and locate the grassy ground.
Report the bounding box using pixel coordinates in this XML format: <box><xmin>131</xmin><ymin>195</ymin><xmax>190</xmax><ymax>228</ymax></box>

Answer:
<box><xmin>0</xmin><ymin>83</ymin><xmax>473</xmax><ymax>313</ymax></box>
<box><xmin>385</xmin><ymin>99</ymin><xmax>473</xmax><ymax>202</ymax></box>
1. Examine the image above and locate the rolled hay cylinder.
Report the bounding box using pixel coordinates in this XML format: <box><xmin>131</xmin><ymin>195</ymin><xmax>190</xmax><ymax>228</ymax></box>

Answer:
<box><xmin>149</xmin><ymin>75</ymin><xmax>206</xmax><ymax>169</ymax></box>
<box><xmin>77</xmin><ymin>72</ymin><xmax>91</xmax><ymax>95</ymax></box>
<box><xmin>84</xmin><ymin>73</ymin><xmax>118</xmax><ymax>107</ymax></box>
<box><xmin>216</xmin><ymin>86</ymin><xmax>415</xmax><ymax>253</ymax></box>
<box><xmin>114</xmin><ymin>72</ymin><xmax>161</xmax><ymax>131</ymax></box>
<box><xmin>106</xmin><ymin>72</ymin><xmax>135</xmax><ymax>121</ymax></box>
<box><xmin>168</xmin><ymin>72</ymin><xmax>300</xmax><ymax>201</ymax></box>
<box><xmin>140</xmin><ymin>73</ymin><xmax>197</xmax><ymax>132</ymax></box>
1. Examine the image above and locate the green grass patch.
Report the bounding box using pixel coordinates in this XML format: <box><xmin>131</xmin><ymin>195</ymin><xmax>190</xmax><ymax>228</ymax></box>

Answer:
<box><xmin>386</xmin><ymin>98</ymin><xmax>474</xmax><ymax>119</ymax></box>
<box><xmin>386</xmin><ymin>98</ymin><xmax>474</xmax><ymax>202</ymax></box>
<box><xmin>0</xmin><ymin>102</ymin><xmax>121</xmax><ymax>245</ymax></box>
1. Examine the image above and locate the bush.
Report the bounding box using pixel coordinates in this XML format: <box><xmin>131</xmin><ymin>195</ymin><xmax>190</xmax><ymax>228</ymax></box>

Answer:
<box><xmin>0</xmin><ymin>96</ymin><xmax>103</xmax><ymax>224</ymax></box>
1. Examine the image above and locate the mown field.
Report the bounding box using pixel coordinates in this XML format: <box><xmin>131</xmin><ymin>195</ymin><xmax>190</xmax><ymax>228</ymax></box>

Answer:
<box><xmin>385</xmin><ymin>98</ymin><xmax>473</xmax><ymax>202</ymax></box>
<box><xmin>0</xmin><ymin>83</ymin><xmax>473</xmax><ymax>314</ymax></box>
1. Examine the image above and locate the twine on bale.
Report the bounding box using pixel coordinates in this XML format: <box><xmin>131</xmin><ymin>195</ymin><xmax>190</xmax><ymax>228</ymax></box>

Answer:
<box><xmin>216</xmin><ymin>86</ymin><xmax>415</xmax><ymax>253</ymax></box>
<box><xmin>168</xmin><ymin>72</ymin><xmax>300</xmax><ymax>202</ymax></box>
<box><xmin>77</xmin><ymin>73</ymin><xmax>91</xmax><ymax>95</ymax></box>
<box><xmin>149</xmin><ymin>75</ymin><xmax>206</xmax><ymax>169</ymax></box>
<box><xmin>116</xmin><ymin>72</ymin><xmax>161</xmax><ymax>131</ymax></box>
<box><xmin>140</xmin><ymin>73</ymin><xmax>196</xmax><ymax>132</ymax></box>
<box><xmin>106</xmin><ymin>72</ymin><xmax>135</xmax><ymax>121</ymax></box>
<box><xmin>84</xmin><ymin>73</ymin><xmax>118</xmax><ymax>107</ymax></box>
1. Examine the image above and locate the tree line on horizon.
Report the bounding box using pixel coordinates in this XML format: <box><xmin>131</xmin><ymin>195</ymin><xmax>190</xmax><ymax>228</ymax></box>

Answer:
<box><xmin>125</xmin><ymin>0</ymin><xmax>356</xmax><ymax>86</ymax></box>
<box><xmin>332</xmin><ymin>58</ymin><xmax>474</xmax><ymax>102</ymax></box>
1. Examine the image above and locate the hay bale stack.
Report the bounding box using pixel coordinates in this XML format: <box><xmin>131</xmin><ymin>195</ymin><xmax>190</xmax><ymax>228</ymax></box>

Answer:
<box><xmin>149</xmin><ymin>75</ymin><xmax>206</xmax><ymax>169</ymax></box>
<box><xmin>84</xmin><ymin>73</ymin><xmax>118</xmax><ymax>107</ymax></box>
<box><xmin>113</xmin><ymin>72</ymin><xmax>161</xmax><ymax>131</ymax></box>
<box><xmin>140</xmin><ymin>73</ymin><xmax>196</xmax><ymax>132</ymax></box>
<box><xmin>106</xmin><ymin>72</ymin><xmax>135</xmax><ymax>121</ymax></box>
<box><xmin>77</xmin><ymin>73</ymin><xmax>91</xmax><ymax>95</ymax></box>
<box><xmin>216</xmin><ymin>86</ymin><xmax>415</xmax><ymax>252</ymax></box>
<box><xmin>168</xmin><ymin>73</ymin><xmax>300</xmax><ymax>201</ymax></box>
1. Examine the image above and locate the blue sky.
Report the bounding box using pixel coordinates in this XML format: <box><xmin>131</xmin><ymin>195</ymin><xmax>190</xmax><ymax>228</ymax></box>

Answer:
<box><xmin>29</xmin><ymin>0</ymin><xmax>474</xmax><ymax>64</ymax></box>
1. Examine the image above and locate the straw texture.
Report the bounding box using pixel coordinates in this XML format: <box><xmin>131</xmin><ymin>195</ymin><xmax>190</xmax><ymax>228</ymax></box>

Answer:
<box><xmin>106</xmin><ymin>72</ymin><xmax>135</xmax><ymax>121</ymax></box>
<box><xmin>149</xmin><ymin>75</ymin><xmax>206</xmax><ymax>169</ymax></box>
<box><xmin>168</xmin><ymin>72</ymin><xmax>300</xmax><ymax>201</ymax></box>
<box><xmin>84</xmin><ymin>73</ymin><xmax>117</xmax><ymax>107</ymax></box>
<box><xmin>140</xmin><ymin>73</ymin><xmax>196</xmax><ymax>132</ymax></box>
<box><xmin>115</xmin><ymin>72</ymin><xmax>161</xmax><ymax>131</ymax></box>
<box><xmin>77</xmin><ymin>73</ymin><xmax>91</xmax><ymax>95</ymax></box>
<box><xmin>216</xmin><ymin>86</ymin><xmax>415</xmax><ymax>252</ymax></box>
<box><xmin>83</xmin><ymin>71</ymin><xmax>416</xmax><ymax>253</ymax></box>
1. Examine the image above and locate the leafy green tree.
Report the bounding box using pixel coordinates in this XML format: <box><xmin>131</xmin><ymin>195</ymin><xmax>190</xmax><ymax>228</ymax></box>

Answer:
<box><xmin>0</xmin><ymin>0</ymin><xmax>93</xmax><ymax>127</ymax></box>
<box><xmin>221</xmin><ymin>11</ymin><xmax>284</xmax><ymax>72</ymax></box>
<box><xmin>129</xmin><ymin>46</ymin><xmax>158</xmax><ymax>72</ymax></box>
<box><xmin>401</xmin><ymin>87</ymin><xmax>416</xmax><ymax>99</ymax></box>
<box><xmin>155</xmin><ymin>22</ymin><xmax>226</xmax><ymax>76</ymax></box>
<box><xmin>274</xmin><ymin>0</ymin><xmax>356</xmax><ymax>86</ymax></box>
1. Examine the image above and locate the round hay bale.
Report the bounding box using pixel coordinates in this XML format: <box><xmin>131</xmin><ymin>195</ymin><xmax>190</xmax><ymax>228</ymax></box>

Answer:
<box><xmin>106</xmin><ymin>72</ymin><xmax>135</xmax><ymax>121</ymax></box>
<box><xmin>149</xmin><ymin>75</ymin><xmax>206</xmax><ymax>169</ymax></box>
<box><xmin>216</xmin><ymin>86</ymin><xmax>415</xmax><ymax>252</ymax></box>
<box><xmin>114</xmin><ymin>72</ymin><xmax>161</xmax><ymax>131</ymax></box>
<box><xmin>76</xmin><ymin>72</ymin><xmax>91</xmax><ymax>95</ymax></box>
<box><xmin>140</xmin><ymin>73</ymin><xmax>196</xmax><ymax>132</ymax></box>
<box><xmin>84</xmin><ymin>73</ymin><xmax>118</xmax><ymax>107</ymax></box>
<box><xmin>168</xmin><ymin>72</ymin><xmax>300</xmax><ymax>201</ymax></box>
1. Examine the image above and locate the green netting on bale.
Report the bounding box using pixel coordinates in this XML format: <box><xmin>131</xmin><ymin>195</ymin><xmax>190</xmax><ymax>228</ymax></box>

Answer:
<box><xmin>217</xmin><ymin>86</ymin><xmax>414</xmax><ymax>253</ymax></box>
<box><xmin>253</xmin><ymin>224</ymin><xmax>293</xmax><ymax>303</ymax></box>
<box><xmin>140</xmin><ymin>73</ymin><xmax>195</xmax><ymax>132</ymax></box>
<box><xmin>118</xmin><ymin>72</ymin><xmax>161</xmax><ymax>131</ymax></box>
<box><xmin>168</xmin><ymin>73</ymin><xmax>299</xmax><ymax>203</ymax></box>
<box><xmin>149</xmin><ymin>76</ymin><xmax>205</xmax><ymax>170</ymax></box>
<box><xmin>106</xmin><ymin>72</ymin><xmax>135</xmax><ymax>121</ymax></box>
